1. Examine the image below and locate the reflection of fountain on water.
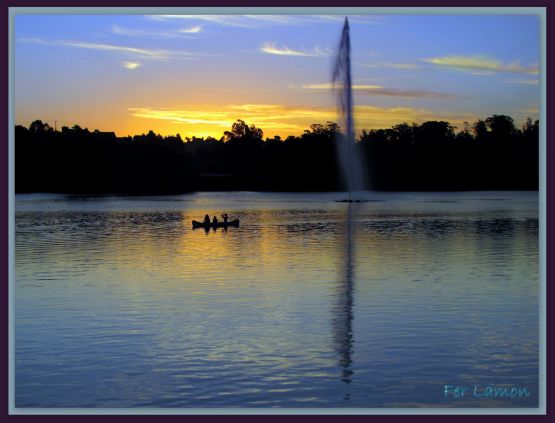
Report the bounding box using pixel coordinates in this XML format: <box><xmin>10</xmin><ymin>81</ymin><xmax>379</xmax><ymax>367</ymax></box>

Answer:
<box><xmin>332</xmin><ymin>202</ymin><xmax>356</xmax><ymax>396</ymax></box>
<box><xmin>332</xmin><ymin>17</ymin><xmax>365</xmax><ymax>202</ymax></box>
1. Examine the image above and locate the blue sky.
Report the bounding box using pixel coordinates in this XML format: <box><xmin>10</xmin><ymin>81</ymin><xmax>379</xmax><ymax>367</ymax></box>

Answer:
<box><xmin>14</xmin><ymin>12</ymin><xmax>540</xmax><ymax>138</ymax></box>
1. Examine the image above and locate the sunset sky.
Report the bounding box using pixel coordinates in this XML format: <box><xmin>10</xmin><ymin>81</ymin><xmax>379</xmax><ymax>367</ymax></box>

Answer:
<box><xmin>14</xmin><ymin>11</ymin><xmax>541</xmax><ymax>139</ymax></box>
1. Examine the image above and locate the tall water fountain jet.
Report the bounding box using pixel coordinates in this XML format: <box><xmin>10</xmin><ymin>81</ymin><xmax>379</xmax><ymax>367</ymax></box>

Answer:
<box><xmin>331</xmin><ymin>18</ymin><xmax>358</xmax><ymax>393</ymax></box>
<box><xmin>333</xmin><ymin>17</ymin><xmax>365</xmax><ymax>202</ymax></box>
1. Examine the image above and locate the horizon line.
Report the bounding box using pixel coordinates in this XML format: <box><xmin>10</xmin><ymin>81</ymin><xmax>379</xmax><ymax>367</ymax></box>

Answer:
<box><xmin>14</xmin><ymin>113</ymin><xmax>539</xmax><ymax>140</ymax></box>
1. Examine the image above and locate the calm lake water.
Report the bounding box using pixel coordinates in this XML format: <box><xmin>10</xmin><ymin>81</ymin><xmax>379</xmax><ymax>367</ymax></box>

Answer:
<box><xmin>14</xmin><ymin>191</ymin><xmax>539</xmax><ymax>408</ymax></box>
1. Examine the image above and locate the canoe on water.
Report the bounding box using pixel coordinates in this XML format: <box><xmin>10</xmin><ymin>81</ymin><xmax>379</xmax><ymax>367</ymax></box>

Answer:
<box><xmin>192</xmin><ymin>219</ymin><xmax>240</xmax><ymax>229</ymax></box>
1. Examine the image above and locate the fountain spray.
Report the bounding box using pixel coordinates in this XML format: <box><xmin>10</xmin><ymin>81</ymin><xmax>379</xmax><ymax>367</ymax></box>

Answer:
<box><xmin>333</xmin><ymin>17</ymin><xmax>364</xmax><ymax>201</ymax></box>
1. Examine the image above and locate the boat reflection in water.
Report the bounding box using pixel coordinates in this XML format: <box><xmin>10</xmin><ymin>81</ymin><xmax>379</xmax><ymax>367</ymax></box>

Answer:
<box><xmin>192</xmin><ymin>218</ymin><xmax>240</xmax><ymax>229</ymax></box>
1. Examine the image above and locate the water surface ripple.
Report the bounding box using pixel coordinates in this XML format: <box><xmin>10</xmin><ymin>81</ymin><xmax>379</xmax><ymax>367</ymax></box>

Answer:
<box><xmin>15</xmin><ymin>191</ymin><xmax>539</xmax><ymax>408</ymax></box>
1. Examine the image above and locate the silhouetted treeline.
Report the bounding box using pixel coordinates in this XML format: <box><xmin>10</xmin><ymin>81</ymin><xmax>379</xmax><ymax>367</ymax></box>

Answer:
<box><xmin>16</xmin><ymin>122</ymin><xmax>196</xmax><ymax>194</ymax></box>
<box><xmin>15</xmin><ymin>115</ymin><xmax>538</xmax><ymax>194</ymax></box>
<box><xmin>361</xmin><ymin>116</ymin><xmax>539</xmax><ymax>190</ymax></box>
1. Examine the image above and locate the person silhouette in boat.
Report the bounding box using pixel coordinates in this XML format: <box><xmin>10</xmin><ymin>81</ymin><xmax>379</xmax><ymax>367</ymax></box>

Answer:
<box><xmin>203</xmin><ymin>214</ymin><xmax>210</xmax><ymax>225</ymax></box>
<box><xmin>221</xmin><ymin>213</ymin><xmax>228</xmax><ymax>224</ymax></box>
<box><xmin>212</xmin><ymin>216</ymin><xmax>219</xmax><ymax>226</ymax></box>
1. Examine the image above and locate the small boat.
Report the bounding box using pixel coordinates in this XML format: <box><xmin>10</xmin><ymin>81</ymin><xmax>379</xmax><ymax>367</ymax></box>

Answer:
<box><xmin>192</xmin><ymin>219</ymin><xmax>240</xmax><ymax>229</ymax></box>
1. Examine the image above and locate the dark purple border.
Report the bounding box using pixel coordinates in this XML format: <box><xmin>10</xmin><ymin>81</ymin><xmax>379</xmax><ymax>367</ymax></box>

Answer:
<box><xmin>2</xmin><ymin>0</ymin><xmax>552</xmax><ymax>421</ymax></box>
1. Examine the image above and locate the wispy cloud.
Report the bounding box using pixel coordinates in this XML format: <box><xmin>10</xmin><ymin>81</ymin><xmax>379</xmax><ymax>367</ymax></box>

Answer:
<box><xmin>20</xmin><ymin>37</ymin><xmax>202</xmax><ymax>61</ymax></box>
<box><xmin>179</xmin><ymin>25</ymin><xmax>202</xmax><ymax>33</ymax></box>
<box><xmin>130</xmin><ymin>104</ymin><xmax>334</xmax><ymax>126</ymax></box>
<box><xmin>128</xmin><ymin>105</ymin><xmax>317</xmax><ymax>134</ymax></box>
<box><xmin>147</xmin><ymin>15</ymin><xmax>256</xmax><ymax>28</ymax></box>
<box><xmin>228</xmin><ymin>104</ymin><xmax>334</xmax><ymax>121</ymax></box>
<box><xmin>360</xmin><ymin>88</ymin><xmax>455</xmax><ymax>99</ymax></box>
<box><xmin>128</xmin><ymin>103</ymin><xmax>476</xmax><ymax>137</ymax></box>
<box><xmin>301</xmin><ymin>82</ymin><xmax>455</xmax><ymax>99</ymax></box>
<box><xmin>147</xmin><ymin>14</ymin><xmax>381</xmax><ymax>28</ymax></box>
<box><xmin>129</xmin><ymin>107</ymin><xmax>231</xmax><ymax>126</ymax></box>
<box><xmin>423</xmin><ymin>55</ymin><xmax>538</xmax><ymax>75</ymax></box>
<box><xmin>358</xmin><ymin>62</ymin><xmax>421</xmax><ymax>70</ymax></box>
<box><xmin>112</xmin><ymin>24</ymin><xmax>202</xmax><ymax>38</ymax></box>
<box><xmin>123</xmin><ymin>61</ymin><xmax>140</xmax><ymax>70</ymax></box>
<box><xmin>260</xmin><ymin>42</ymin><xmax>332</xmax><ymax>57</ymax></box>
<box><xmin>501</xmin><ymin>78</ymin><xmax>539</xmax><ymax>85</ymax></box>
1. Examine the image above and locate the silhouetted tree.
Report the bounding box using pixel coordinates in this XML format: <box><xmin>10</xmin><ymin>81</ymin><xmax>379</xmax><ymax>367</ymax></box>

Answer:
<box><xmin>224</xmin><ymin>119</ymin><xmax>263</xmax><ymax>142</ymax></box>
<box><xmin>485</xmin><ymin>115</ymin><xmax>516</xmax><ymax>143</ymax></box>
<box><xmin>473</xmin><ymin>119</ymin><xmax>489</xmax><ymax>142</ymax></box>
<box><xmin>29</xmin><ymin>120</ymin><xmax>51</xmax><ymax>135</ymax></box>
<box><xmin>303</xmin><ymin>121</ymin><xmax>340</xmax><ymax>139</ymax></box>
<box><xmin>414</xmin><ymin>121</ymin><xmax>455</xmax><ymax>145</ymax></box>
<box><xmin>522</xmin><ymin>117</ymin><xmax>539</xmax><ymax>140</ymax></box>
